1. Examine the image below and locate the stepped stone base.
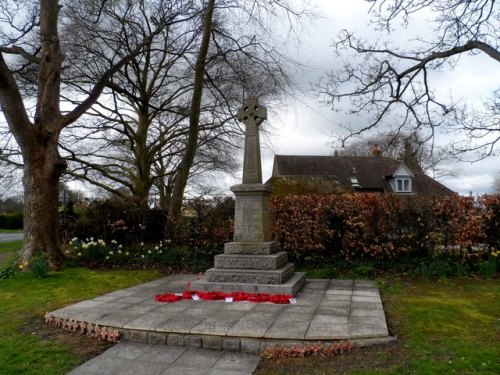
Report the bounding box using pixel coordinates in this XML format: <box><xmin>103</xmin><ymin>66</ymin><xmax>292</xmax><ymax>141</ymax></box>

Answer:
<box><xmin>224</xmin><ymin>241</ymin><xmax>280</xmax><ymax>255</ymax></box>
<box><xmin>205</xmin><ymin>263</ymin><xmax>295</xmax><ymax>284</ymax></box>
<box><xmin>215</xmin><ymin>252</ymin><xmax>288</xmax><ymax>270</ymax></box>
<box><xmin>191</xmin><ymin>272</ymin><xmax>306</xmax><ymax>295</ymax></box>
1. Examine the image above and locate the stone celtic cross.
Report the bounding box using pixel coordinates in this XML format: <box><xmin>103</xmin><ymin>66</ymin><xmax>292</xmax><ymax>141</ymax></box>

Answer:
<box><xmin>237</xmin><ymin>98</ymin><xmax>267</xmax><ymax>184</ymax></box>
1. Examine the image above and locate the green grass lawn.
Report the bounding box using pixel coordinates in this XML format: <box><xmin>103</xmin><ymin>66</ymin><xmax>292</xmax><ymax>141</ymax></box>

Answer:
<box><xmin>0</xmin><ymin>240</ymin><xmax>23</xmax><ymax>254</ymax></box>
<box><xmin>0</xmin><ymin>229</ymin><xmax>23</xmax><ymax>233</ymax></box>
<box><xmin>256</xmin><ymin>277</ymin><xmax>499</xmax><ymax>374</ymax></box>
<box><xmin>0</xmin><ymin>267</ymin><xmax>160</xmax><ymax>374</ymax></box>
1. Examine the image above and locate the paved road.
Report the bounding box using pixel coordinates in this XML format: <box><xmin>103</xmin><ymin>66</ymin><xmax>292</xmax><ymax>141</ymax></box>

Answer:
<box><xmin>0</xmin><ymin>233</ymin><xmax>23</xmax><ymax>243</ymax></box>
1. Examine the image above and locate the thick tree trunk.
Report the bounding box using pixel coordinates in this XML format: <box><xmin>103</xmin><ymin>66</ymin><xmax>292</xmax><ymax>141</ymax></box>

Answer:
<box><xmin>20</xmin><ymin>137</ymin><xmax>66</xmax><ymax>270</ymax></box>
<box><xmin>166</xmin><ymin>0</ymin><xmax>215</xmax><ymax>238</ymax></box>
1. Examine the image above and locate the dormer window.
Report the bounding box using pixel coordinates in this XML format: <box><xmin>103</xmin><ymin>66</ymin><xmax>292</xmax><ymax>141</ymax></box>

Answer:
<box><xmin>350</xmin><ymin>176</ymin><xmax>360</xmax><ymax>188</ymax></box>
<box><xmin>395</xmin><ymin>177</ymin><xmax>412</xmax><ymax>193</ymax></box>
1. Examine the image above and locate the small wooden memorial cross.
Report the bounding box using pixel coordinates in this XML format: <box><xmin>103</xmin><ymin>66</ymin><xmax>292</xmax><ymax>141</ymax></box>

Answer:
<box><xmin>236</xmin><ymin>98</ymin><xmax>267</xmax><ymax>184</ymax></box>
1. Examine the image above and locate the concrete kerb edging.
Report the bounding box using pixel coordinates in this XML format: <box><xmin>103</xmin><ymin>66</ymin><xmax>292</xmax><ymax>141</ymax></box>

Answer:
<box><xmin>118</xmin><ymin>328</ymin><xmax>397</xmax><ymax>354</ymax></box>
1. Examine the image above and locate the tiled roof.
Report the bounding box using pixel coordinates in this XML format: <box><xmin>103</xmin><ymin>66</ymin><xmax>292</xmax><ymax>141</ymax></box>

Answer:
<box><xmin>270</xmin><ymin>155</ymin><xmax>454</xmax><ymax>197</ymax></box>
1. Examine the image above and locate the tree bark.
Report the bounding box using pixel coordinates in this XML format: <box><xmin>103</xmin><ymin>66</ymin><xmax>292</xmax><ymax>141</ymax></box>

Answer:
<box><xmin>167</xmin><ymin>0</ymin><xmax>215</xmax><ymax>238</ymax></box>
<box><xmin>20</xmin><ymin>133</ymin><xmax>67</xmax><ymax>269</ymax></box>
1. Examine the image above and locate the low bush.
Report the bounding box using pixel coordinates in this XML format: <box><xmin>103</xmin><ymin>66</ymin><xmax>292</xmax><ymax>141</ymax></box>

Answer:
<box><xmin>65</xmin><ymin>237</ymin><xmax>222</xmax><ymax>272</ymax></box>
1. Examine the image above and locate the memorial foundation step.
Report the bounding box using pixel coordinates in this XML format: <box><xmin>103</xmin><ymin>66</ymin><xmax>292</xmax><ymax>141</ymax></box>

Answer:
<box><xmin>214</xmin><ymin>251</ymin><xmax>288</xmax><ymax>270</ymax></box>
<box><xmin>224</xmin><ymin>241</ymin><xmax>280</xmax><ymax>255</ymax></box>
<box><xmin>205</xmin><ymin>263</ymin><xmax>295</xmax><ymax>285</ymax></box>
<box><xmin>191</xmin><ymin>271</ymin><xmax>306</xmax><ymax>296</ymax></box>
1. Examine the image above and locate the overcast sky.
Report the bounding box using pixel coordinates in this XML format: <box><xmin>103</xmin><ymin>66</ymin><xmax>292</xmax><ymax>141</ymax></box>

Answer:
<box><xmin>223</xmin><ymin>0</ymin><xmax>500</xmax><ymax>195</ymax></box>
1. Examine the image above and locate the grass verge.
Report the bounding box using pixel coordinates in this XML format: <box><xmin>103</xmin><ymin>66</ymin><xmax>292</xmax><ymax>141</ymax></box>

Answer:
<box><xmin>255</xmin><ymin>277</ymin><xmax>499</xmax><ymax>374</ymax></box>
<box><xmin>0</xmin><ymin>229</ymin><xmax>23</xmax><ymax>233</ymax></box>
<box><xmin>0</xmin><ymin>240</ymin><xmax>23</xmax><ymax>254</ymax></box>
<box><xmin>0</xmin><ymin>267</ymin><xmax>160</xmax><ymax>374</ymax></box>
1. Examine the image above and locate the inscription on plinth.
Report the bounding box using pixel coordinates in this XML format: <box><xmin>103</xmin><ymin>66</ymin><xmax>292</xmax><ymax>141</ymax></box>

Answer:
<box><xmin>232</xmin><ymin>185</ymin><xmax>271</xmax><ymax>243</ymax></box>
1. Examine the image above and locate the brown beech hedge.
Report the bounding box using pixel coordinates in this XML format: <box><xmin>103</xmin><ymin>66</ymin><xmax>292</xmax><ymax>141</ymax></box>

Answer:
<box><xmin>270</xmin><ymin>194</ymin><xmax>500</xmax><ymax>261</ymax></box>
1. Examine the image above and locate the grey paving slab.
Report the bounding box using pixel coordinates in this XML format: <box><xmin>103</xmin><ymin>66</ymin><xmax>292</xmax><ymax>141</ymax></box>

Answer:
<box><xmin>280</xmin><ymin>304</ymin><xmax>319</xmax><ymax>314</ymax></box>
<box><xmin>184</xmin><ymin>307</ymin><xmax>221</xmax><ymax>316</ymax></box>
<box><xmin>94</xmin><ymin>311</ymin><xmax>142</xmax><ymax>328</ymax></box>
<box><xmin>104</xmin><ymin>341</ymin><xmax>150</xmax><ymax>358</ymax></box>
<box><xmin>122</xmin><ymin>304</ymin><xmax>158</xmax><ymax>314</ymax></box>
<box><xmin>114</xmin><ymin>295</ymin><xmax>152</xmax><ymax>304</ymax></box>
<box><xmin>242</xmin><ymin>311</ymin><xmax>280</xmax><ymax>321</ymax></box>
<box><xmin>350</xmin><ymin>308</ymin><xmax>386</xmax><ymax>318</ymax></box>
<box><xmin>351</xmin><ymin>301</ymin><xmax>384</xmax><ymax>309</ymax></box>
<box><xmin>156</xmin><ymin>315</ymin><xmax>206</xmax><ymax>333</ymax></box>
<box><xmin>322</xmin><ymin>294</ymin><xmax>353</xmax><ymax>302</ymax></box>
<box><xmin>329</xmin><ymin>279</ymin><xmax>354</xmax><ymax>287</ymax></box>
<box><xmin>104</xmin><ymin>290</ymin><xmax>137</xmax><ymax>298</ymax></box>
<box><xmin>190</xmin><ymin>315</ymin><xmax>243</xmax><ymax>335</ymax></box>
<box><xmin>325</xmin><ymin>289</ymin><xmax>353</xmax><ymax>295</ymax></box>
<box><xmin>151</xmin><ymin>304</ymin><xmax>188</xmax><ymax>314</ymax></box>
<box><xmin>160</xmin><ymin>365</ymin><xmax>209</xmax><ymax>375</ymax></box>
<box><xmin>123</xmin><ymin>312</ymin><xmax>176</xmax><ymax>330</ymax></box>
<box><xmin>306</xmin><ymin>323</ymin><xmax>348</xmax><ymax>339</ymax></box>
<box><xmin>219</xmin><ymin>302</ymin><xmax>255</xmax><ymax>311</ymax></box>
<box><xmin>94</xmin><ymin>301</ymin><xmax>131</xmax><ymax>310</ymax></box>
<box><xmin>212</xmin><ymin>351</ymin><xmax>261</xmax><ymax>371</ymax></box>
<box><xmin>226</xmin><ymin>318</ymin><xmax>275</xmax><ymax>337</ymax></box>
<box><xmin>137</xmin><ymin>345</ymin><xmax>188</xmax><ymax>363</ymax></box>
<box><xmin>67</xmin><ymin>354</ymin><xmax>131</xmax><ymax>374</ymax></box>
<box><xmin>70</xmin><ymin>300</ymin><xmax>107</xmax><ymax>309</ymax></box>
<box><xmin>275</xmin><ymin>311</ymin><xmax>315</xmax><ymax>322</ymax></box>
<box><xmin>316</xmin><ymin>305</ymin><xmax>350</xmax><ymax>316</ymax></box>
<box><xmin>350</xmin><ymin>316</ymin><xmax>387</xmax><ymax>326</ymax></box>
<box><xmin>71</xmin><ymin>309</ymin><xmax>115</xmax><ymax>322</ymax></box>
<box><xmin>310</xmin><ymin>314</ymin><xmax>349</xmax><ymax>325</ymax></box>
<box><xmin>173</xmin><ymin>347</ymin><xmax>224</xmax><ymax>367</ymax></box>
<box><xmin>352</xmin><ymin>295</ymin><xmax>382</xmax><ymax>303</ymax></box>
<box><xmin>265</xmin><ymin>320</ymin><xmax>310</xmax><ymax>339</ymax></box>
<box><xmin>93</xmin><ymin>294</ymin><xmax>125</xmax><ymax>302</ymax></box>
<box><xmin>115</xmin><ymin>360</ymin><xmax>168</xmax><ymax>375</ymax></box>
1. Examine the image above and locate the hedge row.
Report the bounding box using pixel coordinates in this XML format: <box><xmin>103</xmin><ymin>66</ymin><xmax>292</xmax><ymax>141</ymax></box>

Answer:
<box><xmin>270</xmin><ymin>194</ymin><xmax>500</xmax><ymax>261</ymax></box>
<box><xmin>62</xmin><ymin>194</ymin><xmax>499</xmax><ymax>265</ymax></box>
<box><xmin>0</xmin><ymin>212</ymin><xmax>23</xmax><ymax>229</ymax></box>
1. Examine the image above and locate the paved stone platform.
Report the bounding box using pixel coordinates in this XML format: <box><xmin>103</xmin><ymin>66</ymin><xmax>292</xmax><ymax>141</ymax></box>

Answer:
<box><xmin>48</xmin><ymin>275</ymin><xmax>393</xmax><ymax>354</ymax></box>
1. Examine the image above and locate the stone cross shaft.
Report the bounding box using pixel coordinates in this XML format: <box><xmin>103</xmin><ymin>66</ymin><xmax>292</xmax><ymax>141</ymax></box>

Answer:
<box><xmin>237</xmin><ymin>98</ymin><xmax>267</xmax><ymax>184</ymax></box>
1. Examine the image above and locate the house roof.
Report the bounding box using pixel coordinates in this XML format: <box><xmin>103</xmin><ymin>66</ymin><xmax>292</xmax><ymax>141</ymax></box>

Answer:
<box><xmin>270</xmin><ymin>155</ymin><xmax>455</xmax><ymax>197</ymax></box>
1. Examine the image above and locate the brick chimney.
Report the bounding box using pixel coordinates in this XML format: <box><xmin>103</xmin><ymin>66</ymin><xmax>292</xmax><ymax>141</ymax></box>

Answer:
<box><xmin>371</xmin><ymin>144</ymin><xmax>382</xmax><ymax>157</ymax></box>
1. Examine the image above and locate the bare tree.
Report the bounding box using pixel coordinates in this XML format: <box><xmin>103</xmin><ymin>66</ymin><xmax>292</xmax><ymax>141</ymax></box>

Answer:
<box><xmin>318</xmin><ymin>0</ymin><xmax>499</xmax><ymax>160</ymax></box>
<box><xmin>0</xmin><ymin>0</ymin><xmax>169</xmax><ymax>268</ymax></box>
<box><xmin>59</xmin><ymin>0</ymin><xmax>307</xmax><ymax>232</ymax></box>
<box><xmin>333</xmin><ymin>131</ymin><xmax>457</xmax><ymax>178</ymax></box>
<box><xmin>59</xmin><ymin>0</ymin><xmax>206</xmax><ymax>208</ymax></box>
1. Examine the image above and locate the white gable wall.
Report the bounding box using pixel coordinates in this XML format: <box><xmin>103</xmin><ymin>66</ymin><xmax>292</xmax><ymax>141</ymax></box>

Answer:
<box><xmin>389</xmin><ymin>164</ymin><xmax>414</xmax><ymax>193</ymax></box>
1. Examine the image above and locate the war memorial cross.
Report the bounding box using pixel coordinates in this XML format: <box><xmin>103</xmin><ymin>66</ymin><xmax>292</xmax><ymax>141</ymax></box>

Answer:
<box><xmin>237</xmin><ymin>98</ymin><xmax>267</xmax><ymax>184</ymax></box>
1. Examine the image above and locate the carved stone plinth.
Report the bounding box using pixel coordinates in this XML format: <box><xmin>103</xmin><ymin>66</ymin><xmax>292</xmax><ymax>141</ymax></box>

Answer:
<box><xmin>191</xmin><ymin>98</ymin><xmax>305</xmax><ymax>296</ymax></box>
<box><xmin>224</xmin><ymin>241</ymin><xmax>280</xmax><ymax>255</ymax></box>
<box><xmin>231</xmin><ymin>184</ymin><xmax>272</xmax><ymax>242</ymax></box>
